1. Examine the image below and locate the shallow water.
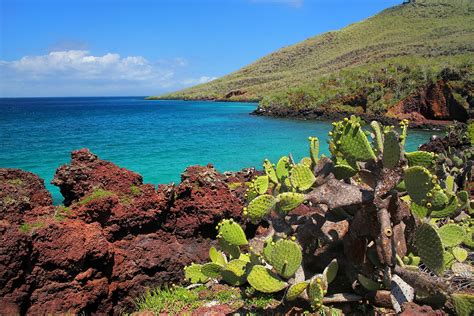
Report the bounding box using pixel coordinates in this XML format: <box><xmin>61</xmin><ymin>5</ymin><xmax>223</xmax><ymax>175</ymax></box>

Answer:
<box><xmin>0</xmin><ymin>97</ymin><xmax>437</xmax><ymax>204</ymax></box>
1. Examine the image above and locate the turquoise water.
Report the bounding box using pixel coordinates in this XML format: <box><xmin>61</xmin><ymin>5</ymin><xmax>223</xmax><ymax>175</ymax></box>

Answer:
<box><xmin>0</xmin><ymin>97</ymin><xmax>437</xmax><ymax>204</ymax></box>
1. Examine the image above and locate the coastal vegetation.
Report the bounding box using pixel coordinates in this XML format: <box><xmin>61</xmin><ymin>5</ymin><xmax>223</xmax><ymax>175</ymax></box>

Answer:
<box><xmin>151</xmin><ymin>0</ymin><xmax>474</xmax><ymax>122</ymax></box>
<box><xmin>174</xmin><ymin>116</ymin><xmax>474</xmax><ymax>315</ymax></box>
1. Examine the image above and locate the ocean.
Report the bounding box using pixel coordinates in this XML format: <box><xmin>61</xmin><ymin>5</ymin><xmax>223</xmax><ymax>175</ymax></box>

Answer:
<box><xmin>0</xmin><ymin>97</ymin><xmax>438</xmax><ymax>204</ymax></box>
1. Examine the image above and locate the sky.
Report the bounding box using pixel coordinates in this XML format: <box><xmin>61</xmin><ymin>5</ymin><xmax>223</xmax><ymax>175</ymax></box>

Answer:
<box><xmin>0</xmin><ymin>0</ymin><xmax>402</xmax><ymax>97</ymax></box>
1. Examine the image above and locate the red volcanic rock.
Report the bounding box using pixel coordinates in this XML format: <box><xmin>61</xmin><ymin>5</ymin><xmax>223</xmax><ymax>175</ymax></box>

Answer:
<box><xmin>163</xmin><ymin>165</ymin><xmax>247</xmax><ymax>238</ymax></box>
<box><xmin>400</xmin><ymin>302</ymin><xmax>445</xmax><ymax>316</ymax></box>
<box><xmin>0</xmin><ymin>149</ymin><xmax>254</xmax><ymax>314</ymax></box>
<box><xmin>388</xmin><ymin>80</ymin><xmax>469</xmax><ymax>125</ymax></box>
<box><xmin>52</xmin><ymin>149</ymin><xmax>143</xmax><ymax>206</ymax></box>
<box><xmin>0</xmin><ymin>169</ymin><xmax>53</xmax><ymax>224</ymax></box>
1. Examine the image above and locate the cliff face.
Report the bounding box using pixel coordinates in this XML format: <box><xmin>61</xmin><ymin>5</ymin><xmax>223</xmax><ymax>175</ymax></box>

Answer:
<box><xmin>0</xmin><ymin>149</ymin><xmax>257</xmax><ymax>314</ymax></box>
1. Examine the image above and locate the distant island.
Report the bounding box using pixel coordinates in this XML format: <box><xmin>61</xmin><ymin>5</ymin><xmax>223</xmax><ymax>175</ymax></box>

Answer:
<box><xmin>148</xmin><ymin>0</ymin><xmax>473</xmax><ymax>126</ymax></box>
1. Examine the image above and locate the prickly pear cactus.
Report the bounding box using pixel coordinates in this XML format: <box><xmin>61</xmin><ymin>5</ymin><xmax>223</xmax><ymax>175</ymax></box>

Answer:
<box><xmin>451</xmin><ymin>293</ymin><xmax>474</xmax><ymax>316</ymax></box>
<box><xmin>307</xmin><ymin>275</ymin><xmax>326</xmax><ymax>310</ymax></box>
<box><xmin>184</xmin><ymin>263</ymin><xmax>209</xmax><ymax>284</ymax></box>
<box><xmin>244</xmin><ymin>194</ymin><xmax>276</xmax><ymax>224</ymax></box>
<box><xmin>201</xmin><ymin>262</ymin><xmax>223</xmax><ymax>278</ymax></box>
<box><xmin>415</xmin><ymin>223</ymin><xmax>445</xmax><ymax>274</ymax></box>
<box><xmin>309</xmin><ymin>136</ymin><xmax>319</xmax><ymax>164</ymax></box>
<box><xmin>221</xmin><ymin>259</ymin><xmax>249</xmax><ymax>286</ymax></box>
<box><xmin>404</xmin><ymin>166</ymin><xmax>435</xmax><ymax>206</ymax></box>
<box><xmin>264</xmin><ymin>238</ymin><xmax>302</xmax><ymax>279</ymax></box>
<box><xmin>370</xmin><ymin>120</ymin><xmax>384</xmax><ymax>153</ymax></box>
<box><xmin>330</xmin><ymin>116</ymin><xmax>376</xmax><ymax>162</ymax></box>
<box><xmin>247</xmin><ymin>265</ymin><xmax>288</xmax><ymax>293</ymax></box>
<box><xmin>277</xmin><ymin>192</ymin><xmax>305</xmax><ymax>213</ymax></box>
<box><xmin>438</xmin><ymin>224</ymin><xmax>465</xmax><ymax>247</ymax></box>
<box><xmin>276</xmin><ymin>156</ymin><xmax>291</xmax><ymax>181</ymax></box>
<box><xmin>405</xmin><ymin>151</ymin><xmax>436</xmax><ymax>169</ymax></box>
<box><xmin>263</xmin><ymin>159</ymin><xmax>278</xmax><ymax>184</ymax></box>
<box><xmin>289</xmin><ymin>164</ymin><xmax>316</xmax><ymax>191</ymax></box>
<box><xmin>383</xmin><ymin>130</ymin><xmax>401</xmax><ymax>169</ymax></box>
<box><xmin>217</xmin><ymin>219</ymin><xmax>248</xmax><ymax>246</ymax></box>
<box><xmin>323</xmin><ymin>259</ymin><xmax>339</xmax><ymax>284</ymax></box>
<box><xmin>286</xmin><ymin>281</ymin><xmax>308</xmax><ymax>301</ymax></box>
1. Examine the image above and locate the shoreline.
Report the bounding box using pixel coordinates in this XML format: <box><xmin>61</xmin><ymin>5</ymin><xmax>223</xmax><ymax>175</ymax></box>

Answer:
<box><xmin>146</xmin><ymin>97</ymin><xmax>452</xmax><ymax>131</ymax></box>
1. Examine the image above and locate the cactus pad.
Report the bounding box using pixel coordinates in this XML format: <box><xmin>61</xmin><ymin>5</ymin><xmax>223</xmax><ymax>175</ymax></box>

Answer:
<box><xmin>444</xmin><ymin>251</ymin><xmax>455</xmax><ymax>269</ymax></box>
<box><xmin>430</xmin><ymin>195</ymin><xmax>458</xmax><ymax>218</ymax></box>
<box><xmin>289</xmin><ymin>164</ymin><xmax>316</xmax><ymax>191</ymax></box>
<box><xmin>410</xmin><ymin>202</ymin><xmax>429</xmax><ymax>219</ymax></box>
<box><xmin>253</xmin><ymin>175</ymin><xmax>269</xmax><ymax>195</ymax></box>
<box><xmin>382</xmin><ymin>130</ymin><xmax>401</xmax><ymax>169</ymax></box>
<box><xmin>247</xmin><ymin>265</ymin><xmax>288</xmax><ymax>293</ymax></box>
<box><xmin>307</xmin><ymin>277</ymin><xmax>325</xmax><ymax>310</ymax></box>
<box><xmin>209</xmin><ymin>246</ymin><xmax>227</xmax><ymax>266</ymax></box>
<box><xmin>416</xmin><ymin>223</ymin><xmax>445</xmax><ymax>274</ymax></box>
<box><xmin>405</xmin><ymin>151</ymin><xmax>436</xmax><ymax>169</ymax></box>
<box><xmin>404</xmin><ymin>166</ymin><xmax>435</xmax><ymax>205</ymax></box>
<box><xmin>358</xmin><ymin>274</ymin><xmax>381</xmax><ymax>291</ymax></box>
<box><xmin>334</xmin><ymin>163</ymin><xmax>358</xmax><ymax>180</ymax></box>
<box><xmin>438</xmin><ymin>224</ymin><xmax>465</xmax><ymax>247</ymax></box>
<box><xmin>217</xmin><ymin>219</ymin><xmax>248</xmax><ymax>246</ymax></box>
<box><xmin>330</xmin><ymin>116</ymin><xmax>376</xmax><ymax>162</ymax></box>
<box><xmin>219</xmin><ymin>238</ymin><xmax>241</xmax><ymax>259</ymax></box>
<box><xmin>300</xmin><ymin>157</ymin><xmax>313</xmax><ymax>168</ymax></box>
<box><xmin>246</xmin><ymin>194</ymin><xmax>277</xmax><ymax>224</ymax></box>
<box><xmin>451</xmin><ymin>293</ymin><xmax>474</xmax><ymax>316</ymax></box>
<box><xmin>309</xmin><ymin>136</ymin><xmax>320</xmax><ymax>164</ymax></box>
<box><xmin>221</xmin><ymin>259</ymin><xmax>249</xmax><ymax>286</ymax></box>
<box><xmin>323</xmin><ymin>259</ymin><xmax>339</xmax><ymax>284</ymax></box>
<box><xmin>264</xmin><ymin>239</ymin><xmax>302</xmax><ymax>279</ymax></box>
<box><xmin>286</xmin><ymin>281</ymin><xmax>308</xmax><ymax>301</ymax></box>
<box><xmin>370</xmin><ymin>120</ymin><xmax>384</xmax><ymax>153</ymax></box>
<box><xmin>201</xmin><ymin>262</ymin><xmax>224</xmax><ymax>278</ymax></box>
<box><xmin>277</xmin><ymin>192</ymin><xmax>305</xmax><ymax>213</ymax></box>
<box><xmin>263</xmin><ymin>159</ymin><xmax>278</xmax><ymax>184</ymax></box>
<box><xmin>276</xmin><ymin>156</ymin><xmax>291</xmax><ymax>181</ymax></box>
<box><xmin>184</xmin><ymin>263</ymin><xmax>209</xmax><ymax>284</ymax></box>
<box><xmin>452</xmin><ymin>246</ymin><xmax>468</xmax><ymax>263</ymax></box>
<box><xmin>430</xmin><ymin>189</ymin><xmax>448</xmax><ymax>211</ymax></box>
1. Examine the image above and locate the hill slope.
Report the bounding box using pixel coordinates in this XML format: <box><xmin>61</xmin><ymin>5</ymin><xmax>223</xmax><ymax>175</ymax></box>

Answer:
<box><xmin>150</xmin><ymin>0</ymin><xmax>473</xmax><ymax>123</ymax></box>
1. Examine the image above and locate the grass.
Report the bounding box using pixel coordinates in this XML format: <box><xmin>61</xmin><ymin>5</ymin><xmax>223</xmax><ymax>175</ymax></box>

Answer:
<box><xmin>134</xmin><ymin>284</ymin><xmax>278</xmax><ymax>314</ymax></box>
<box><xmin>20</xmin><ymin>221</ymin><xmax>44</xmax><ymax>234</ymax></box>
<box><xmin>150</xmin><ymin>0</ymin><xmax>474</xmax><ymax>112</ymax></box>
<box><xmin>54</xmin><ymin>205</ymin><xmax>71</xmax><ymax>221</ymax></box>
<box><xmin>78</xmin><ymin>188</ymin><xmax>115</xmax><ymax>205</ymax></box>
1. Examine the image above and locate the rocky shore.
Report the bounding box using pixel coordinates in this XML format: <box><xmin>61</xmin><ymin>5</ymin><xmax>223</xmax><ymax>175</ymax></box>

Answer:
<box><xmin>0</xmin><ymin>149</ymin><xmax>259</xmax><ymax>314</ymax></box>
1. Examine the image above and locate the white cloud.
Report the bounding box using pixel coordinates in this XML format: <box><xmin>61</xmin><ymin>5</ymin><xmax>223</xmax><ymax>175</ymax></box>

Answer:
<box><xmin>0</xmin><ymin>50</ymin><xmax>217</xmax><ymax>97</ymax></box>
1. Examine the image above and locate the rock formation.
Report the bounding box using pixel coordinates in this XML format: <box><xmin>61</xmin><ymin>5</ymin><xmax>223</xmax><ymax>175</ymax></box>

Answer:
<box><xmin>0</xmin><ymin>149</ymin><xmax>257</xmax><ymax>314</ymax></box>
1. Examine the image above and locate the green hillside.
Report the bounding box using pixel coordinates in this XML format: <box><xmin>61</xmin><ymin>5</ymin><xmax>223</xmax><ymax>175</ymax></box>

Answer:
<box><xmin>149</xmin><ymin>0</ymin><xmax>473</xmax><ymax>120</ymax></box>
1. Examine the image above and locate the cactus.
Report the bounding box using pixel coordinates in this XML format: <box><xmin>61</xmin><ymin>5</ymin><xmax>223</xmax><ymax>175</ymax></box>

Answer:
<box><xmin>276</xmin><ymin>156</ymin><xmax>291</xmax><ymax>181</ymax></box>
<box><xmin>300</xmin><ymin>157</ymin><xmax>313</xmax><ymax>168</ymax></box>
<box><xmin>286</xmin><ymin>281</ymin><xmax>308</xmax><ymax>301</ymax></box>
<box><xmin>370</xmin><ymin>120</ymin><xmax>384</xmax><ymax>153</ymax></box>
<box><xmin>415</xmin><ymin>223</ymin><xmax>445</xmax><ymax>274</ymax></box>
<box><xmin>307</xmin><ymin>275</ymin><xmax>326</xmax><ymax>310</ymax></box>
<box><xmin>309</xmin><ymin>136</ymin><xmax>319</xmax><ymax>164</ymax></box>
<box><xmin>209</xmin><ymin>246</ymin><xmax>227</xmax><ymax>266</ymax></box>
<box><xmin>430</xmin><ymin>189</ymin><xmax>448</xmax><ymax>211</ymax></box>
<box><xmin>245</xmin><ymin>194</ymin><xmax>277</xmax><ymax>224</ymax></box>
<box><xmin>451</xmin><ymin>293</ymin><xmax>474</xmax><ymax>316</ymax></box>
<box><xmin>247</xmin><ymin>265</ymin><xmax>288</xmax><ymax>293</ymax></box>
<box><xmin>201</xmin><ymin>262</ymin><xmax>224</xmax><ymax>278</ymax></box>
<box><xmin>289</xmin><ymin>163</ymin><xmax>316</xmax><ymax>191</ymax></box>
<box><xmin>405</xmin><ymin>151</ymin><xmax>436</xmax><ymax>169</ymax></box>
<box><xmin>333</xmin><ymin>163</ymin><xmax>358</xmax><ymax>180</ymax></box>
<box><xmin>404</xmin><ymin>166</ymin><xmax>435</xmax><ymax>206</ymax></box>
<box><xmin>383</xmin><ymin>130</ymin><xmax>401</xmax><ymax>169</ymax></box>
<box><xmin>438</xmin><ymin>224</ymin><xmax>465</xmax><ymax>247</ymax></box>
<box><xmin>221</xmin><ymin>259</ymin><xmax>249</xmax><ymax>286</ymax></box>
<box><xmin>217</xmin><ymin>219</ymin><xmax>248</xmax><ymax>246</ymax></box>
<box><xmin>277</xmin><ymin>192</ymin><xmax>305</xmax><ymax>213</ymax></box>
<box><xmin>358</xmin><ymin>274</ymin><xmax>381</xmax><ymax>291</ymax></box>
<box><xmin>263</xmin><ymin>159</ymin><xmax>278</xmax><ymax>184</ymax></box>
<box><xmin>264</xmin><ymin>238</ymin><xmax>302</xmax><ymax>279</ymax></box>
<box><xmin>330</xmin><ymin>116</ymin><xmax>376</xmax><ymax>162</ymax></box>
<box><xmin>452</xmin><ymin>246</ymin><xmax>468</xmax><ymax>262</ymax></box>
<box><xmin>323</xmin><ymin>259</ymin><xmax>339</xmax><ymax>284</ymax></box>
<box><xmin>410</xmin><ymin>202</ymin><xmax>430</xmax><ymax>219</ymax></box>
<box><xmin>430</xmin><ymin>194</ymin><xmax>458</xmax><ymax>218</ymax></box>
<box><xmin>253</xmin><ymin>175</ymin><xmax>269</xmax><ymax>195</ymax></box>
<box><xmin>219</xmin><ymin>238</ymin><xmax>241</xmax><ymax>259</ymax></box>
<box><xmin>184</xmin><ymin>263</ymin><xmax>209</xmax><ymax>284</ymax></box>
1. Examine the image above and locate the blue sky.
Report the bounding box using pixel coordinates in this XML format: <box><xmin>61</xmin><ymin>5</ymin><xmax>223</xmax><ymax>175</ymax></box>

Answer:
<box><xmin>0</xmin><ymin>0</ymin><xmax>401</xmax><ymax>97</ymax></box>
